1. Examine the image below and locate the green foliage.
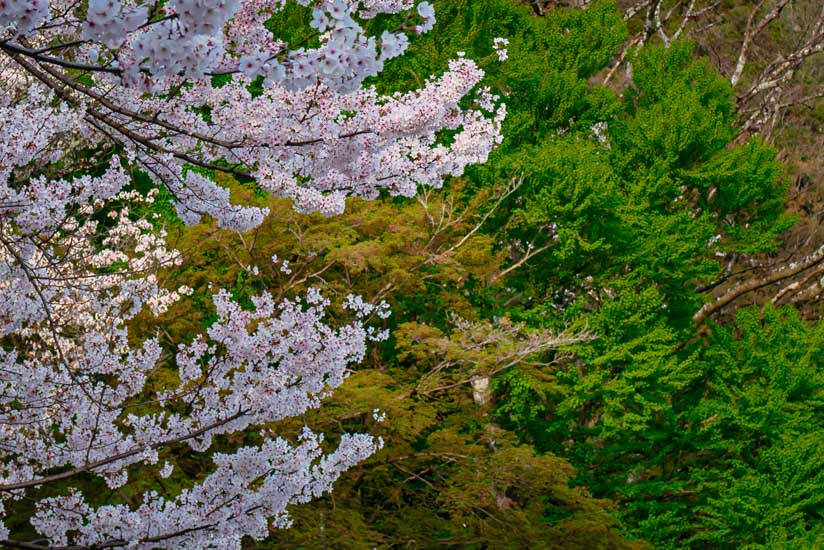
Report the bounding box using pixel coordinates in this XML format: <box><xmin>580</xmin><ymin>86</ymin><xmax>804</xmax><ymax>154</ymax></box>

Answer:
<box><xmin>500</xmin><ymin>41</ymin><xmax>792</xmax><ymax>328</ymax></box>
<box><xmin>501</xmin><ymin>302</ymin><xmax>823</xmax><ymax>548</ymax></box>
<box><xmin>478</xmin><ymin>14</ymin><xmax>806</xmax><ymax>550</ymax></box>
<box><xmin>676</xmin><ymin>306</ymin><xmax>824</xmax><ymax>548</ymax></box>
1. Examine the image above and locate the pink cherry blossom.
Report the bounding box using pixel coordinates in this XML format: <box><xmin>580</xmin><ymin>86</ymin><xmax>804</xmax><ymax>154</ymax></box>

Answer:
<box><xmin>0</xmin><ymin>1</ymin><xmax>504</xmax><ymax>547</ymax></box>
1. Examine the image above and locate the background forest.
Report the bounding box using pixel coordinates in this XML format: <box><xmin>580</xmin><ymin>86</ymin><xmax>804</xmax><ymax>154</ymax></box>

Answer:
<box><xmin>5</xmin><ymin>0</ymin><xmax>821</xmax><ymax>548</ymax></box>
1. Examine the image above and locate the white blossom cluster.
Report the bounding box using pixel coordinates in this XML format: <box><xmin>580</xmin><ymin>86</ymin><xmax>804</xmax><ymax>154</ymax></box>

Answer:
<box><xmin>0</xmin><ymin>0</ymin><xmax>49</xmax><ymax>36</ymax></box>
<box><xmin>0</xmin><ymin>0</ymin><xmax>505</xmax><ymax>546</ymax></box>
<box><xmin>0</xmin><ymin>1</ymin><xmax>503</xmax><ymax>227</ymax></box>
<box><xmin>0</xmin><ymin>100</ymin><xmax>383</xmax><ymax>543</ymax></box>
<box><xmin>493</xmin><ymin>36</ymin><xmax>509</xmax><ymax>62</ymax></box>
<box><xmin>82</xmin><ymin>0</ymin><xmax>148</xmax><ymax>48</ymax></box>
<box><xmin>590</xmin><ymin>120</ymin><xmax>609</xmax><ymax>146</ymax></box>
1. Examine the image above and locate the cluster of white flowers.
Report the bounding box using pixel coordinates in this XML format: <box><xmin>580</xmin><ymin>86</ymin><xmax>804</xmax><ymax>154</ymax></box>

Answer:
<box><xmin>493</xmin><ymin>36</ymin><xmax>509</xmax><ymax>62</ymax></box>
<box><xmin>0</xmin><ymin>1</ymin><xmax>503</xmax><ymax>226</ymax></box>
<box><xmin>82</xmin><ymin>0</ymin><xmax>148</xmax><ymax>48</ymax></box>
<box><xmin>272</xmin><ymin>254</ymin><xmax>294</xmax><ymax>274</ymax></box>
<box><xmin>0</xmin><ymin>156</ymin><xmax>385</xmax><ymax>545</ymax></box>
<box><xmin>343</xmin><ymin>293</ymin><xmax>391</xmax><ymax>320</ymax></box>
<box><xmin>270</xmin><ymin>0</ymin><xmax>425</xmax><ymax>94</ymax></box>
<box><xmin>0</xmin><ymin>0</ymin><xmax>505</xmax><ymax>546</ymax></box>
<box><xmin>0</xmin><ymin>0</ymin><xmax>49</xmax><ymax>36</ymax></box>
<box><xmin>590</xmin><ymin>120</ymin><xmax>609</xmax><ymax>145</ymax></box>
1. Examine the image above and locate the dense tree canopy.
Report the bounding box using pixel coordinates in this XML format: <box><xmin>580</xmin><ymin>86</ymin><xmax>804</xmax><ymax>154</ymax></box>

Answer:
<box><xmin>1</xmin><ymin>0</ymin><xmax>821</xmax><ymax>548</ymax></box>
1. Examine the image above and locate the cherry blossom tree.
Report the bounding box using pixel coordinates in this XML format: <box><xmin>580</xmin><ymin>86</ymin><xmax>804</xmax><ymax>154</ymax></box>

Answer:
<box><xmin>0</xmin><ymin>1</ymin><xmax>504</xmax><ymax>547</ymax></box>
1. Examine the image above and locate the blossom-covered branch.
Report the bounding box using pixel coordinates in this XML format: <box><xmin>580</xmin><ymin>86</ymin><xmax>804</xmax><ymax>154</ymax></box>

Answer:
<box><xmin>0</xmin><ymin>1</ymin><xmax>504</xmax><ymax>547</ymax></box>
<box><xmin>1</xmin><ymin>0</ymin><xmax>504</xmax><ymax>227</ymax></box>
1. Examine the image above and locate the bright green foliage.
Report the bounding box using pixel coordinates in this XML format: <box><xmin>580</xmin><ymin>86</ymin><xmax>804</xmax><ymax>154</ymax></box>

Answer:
<box><xmin>488</xmin><ymin>25</ymin><xmax>807</xmax><ymax>550</ymax></box>
<box><xmin>499</xmin><ymin>302</ymin><xmax>823</xmax><ymax>548</ymax></box>
<box><xmin>494</xmin><ymin>39</ymin><xmax>794</xmax><ymax>445</ymax></box>
<box><xmin>616</xmin><ymin>305</ymin><xmax>824</xmax><ymax>549</ymax></box>
<box><xmin>674</xmin><ymin>306</ymin><xmax>824</xmax><ymax>548</ymax></box>
<box><xmin>612</xmin><ymin>43</ymin><xmax>792</xmax><ymax>255</ymax></box>
<box><xmin>502</xmin><ymin>41</ymin><xmax>792</xmax><ymax>327</ymax></box>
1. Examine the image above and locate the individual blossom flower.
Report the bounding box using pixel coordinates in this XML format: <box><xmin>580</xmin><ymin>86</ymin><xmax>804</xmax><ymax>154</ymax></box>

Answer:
<box><xmin>310</xmin><ymin>8</ymin><xmax>331</xmax><ymax>32</ymax></box>
<box><xmin>239</xmin><ymin>51</ymin><xmax>269</xmax><ymax>78</ymax></box>
<box><xmin>328</xmin><ymin>0</ymin><xmax>348</xmax><ymax>20</ymax></box>
<box><xmin>417</xmin><ymin>1</ymin><xmax>435</xmax><ymax>18</ymax></box>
